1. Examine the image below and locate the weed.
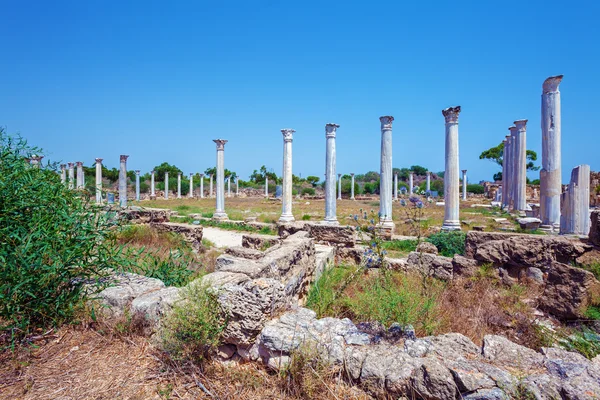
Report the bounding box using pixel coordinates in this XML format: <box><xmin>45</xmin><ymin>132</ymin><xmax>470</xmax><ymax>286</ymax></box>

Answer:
<box><xmin>427</xmin><ymin>231</ymin><xmax>466</xmax><ymax>257</ymax></box>
<box><xmin>381</xmin><ymin>239</ymin><xmax>418</xmax><ymax>253</ymax></box>
<box><xmin>561</xmin><ymin>328</ymin><xmax>600</xmax><ymax>359</ymax></box>
<box><xmin>302</xmin><ymin>214</ymin><xmax>311</xmax><ymax>221</ymax></box>
<box><xmin>578</xmin><ymin>262</ymin><xmax>600</xmax><ymax>280</ymax></box>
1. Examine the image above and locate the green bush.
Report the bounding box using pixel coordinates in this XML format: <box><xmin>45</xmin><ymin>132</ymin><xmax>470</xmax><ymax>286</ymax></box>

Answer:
<box><xmin>427</xmin><ymin>231</ymin><xmax>466</xmax><ymax>257</ymax></box>
<box><xmin>0</xmin><ymin>130</ymin><xmax>121</xmax><ymax>343</ymax></box>
<box><xmin>382</xmin><ymin>239</ymin><xmax>418</xmax><ymax>253</ymax></box>
<box><xmin>466</xmin><ymin>184</ymin><xmax>485</xmax><ymax>194</ymax></box>
<box><xmin>302</xmin><ymin>214</ymin><xmax>311</xmax><ymax>220</ymax></box>
<box><xmin>161</xmin><ymin>282</ymin><xmax>226</xmax><ymax>361</ymax></box>
<box><xmin>301</xmin><ymin>187</ymin><xmax>316</xmax><ymax>196</ymax></box>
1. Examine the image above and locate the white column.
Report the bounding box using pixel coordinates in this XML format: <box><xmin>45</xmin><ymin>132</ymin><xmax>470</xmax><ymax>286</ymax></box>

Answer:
<box><xmin>76</xmin><ymin>161</ymin><xmax>84</xmax><ymax>189</ymax></box>
<box><xmin>426</xmin><ymin>171</ymin><xmax>431</xmax><ymax>193</ymax></box>
<box><xmin>279</xmin><ymin>129</ymin><xmax>295</xmax><ymax>223</ymax></box>
<box><xmin>324</xmin><ymin>123</ymin><xmax>339</xmax><ymax>224</ymax></box>
<box><xmin>236</xmin><ymin>177</ymin><xmax>239</xmax><ymax>197</ymax></box>
<box><xmin>442</xmin><ymin>106</ymin><xmax>461</xmax><ymax>231</ymax></box>
<box><xmin>189</xmin><ymin>173</ymin><xmax>194</xmax><ymax>198</ymax></box>
<box><xmin>119</xmin><ymin>155</ymin><xmax>128</xmax><ymax>207</ymax></box>
<box><xmin>164</xmin><ymin>172</ymin><xmax>169</xmax><ymax>199</ymax></box>
<box><xmin>462</xmin><ymin>169</ymin><xmax>467</xmax><ymax>200</ymax></box>
<box><xmin>227</xmin><ymin>176</ymin><xmax>231</xmax><ymax>197</ymax></box>
<box><xmin>200</xmin><ymin>174</ymin><xmax>204</xmax><ymax>198</ymax></box>
<box><xmin>265</xmin><ymin>177</ymin><xmax>269</xmax><ymax>198</ymax></box>
<box><xmin>213</xmin><ymin>140</ymin><xmax>228</xmax><ymax>220</ymax></box>
<box><xmin>150</xmin><ymin>170</ymin><xmax>156</xmax><ymax>199</ymax></box>
<box><xmin>504</xmin><ymin>133</ymin><xmax>513</xmax><ymax>209</ymax></box>
<box><xmin>513</xmin><ymin>119</ymin><xmax>528</xmax><ymax>212</ymax></box>
<box><xmin>60</xmin><ymin>164</ymin><xmax>66</xmax><ymax>184</ymax></box>
<box><xmin>509</xmin><ymin>126</ymin><xmax>518</xmax><ymax>210</ymax></box>
<box><xmin>350</xmin><ymin>173</ymin><xmax>355</xmax><ymax>200</ymax></box>
<box><xmin>135</xmin><ymin>170</ymin><xmax>140</xmax><ymax>201</ymax></box>
<box><xmin>210</xmin><ymin>174</ymin><xmax>214</xmax><ymax>198</ymax></box>
<box><xmin>95</xmin><ymin>158</ymin><xmax>103</xmax><ymax>204</ymax></box>
<box><xmin>560</xmin><ymin>165</ymin><xmax>590</xmax><ymax>235</ymax></box>
<box><xmin>68</xmin><ymin>162</ymin><xmax>74</xmax><ymax>189</ymax></box>
<box><xmin>541</xmin><ymin>75</ymin><xmax>563</xmax><ymax>231</ymax></box>
<box><xmin>409</xmin><ymin>172</ymin><xmax>414</xmax><ymax>194</ymax></box>
<box><xmin>177</xmin><ymin>173</ymin><xmax>181</xmax><ymax>198</ymax></box>
<box><xmin>394</xmin><ymin>172</ymin><xmax>398</xmax><ymax>200</ymax></box>
<box><xmin>379</xmin><ymin>116</ymin><xmax>394</xmax><ymax>229</ymax></box>
<box><xmin>337</xmin><ymin>173</ymin><xmax>342</xmax><ymax>200</ymax></box>
<box><xmin>501</xmin><ymin>138</ymin><xmax>508</xmax><ymax>208</ymax></box>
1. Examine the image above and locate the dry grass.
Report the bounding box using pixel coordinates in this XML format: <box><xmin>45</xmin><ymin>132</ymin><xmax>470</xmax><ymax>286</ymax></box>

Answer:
<box><xmin>0</xmin><ymin>325</ymin><xmax>373</xmax><ymax>400</ymax></box>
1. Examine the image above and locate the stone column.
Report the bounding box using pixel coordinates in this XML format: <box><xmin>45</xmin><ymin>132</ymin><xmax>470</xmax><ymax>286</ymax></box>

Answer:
<box><xmin>213</xmin><ymin>140</ymin><xmax>228</xmax><ymax>220</ymax></box>
<box><xmin>560</xmin><ymin>164</ymin><xmax>590</xmax><ymax>235</ymax></box>
<box><xmin>118</xmin><ymin>155</ymin><xmax>128</xmax><ymax>207</ymax></box>
<box><xmin>164</xmin><ymin>172</ymin><xmax>169</xmax><ymax>199</ymax></box>
<box><xmin>540</xmin><ymin>75</ymin><xmax>564</xmax><ymax>231</ymax></box>
<box><xmin>409</xmin><ymin>172</ymin><xmax>414</xmax><ymax>194</ymax></box>
<box><xmin>76</xmin><ymin>161</ymin><xmax>84</xmax><ymax>189</ymax></box>
<box><xmin>150</xmin><ymin>170</ymin><xmax>156</xmax><ymax>199</ymax></box>
<box><xmin>265</xmin><ymin>177</ymin><xmax>269</xmax><ymax>198</ymax></box>
<box><xmin>442</xmin><ymin>106</ymin><xmax>461</xmax><ymax>231</ymax></box>
<box><xmin>68</xmin><ymin>162</ymin><xmax>74</xmax><ymax>189</ymax></box>
<box><xmin>95</xmin><ymin>158</ymin><xmax>103</xmax><ymax>204</ymax></box>
<box><xmin>426</xmin><ymin>172</ymin><xmax>431</xmax><ymax>193</ymax></box>
<box><xmin>324</xmin><ymin>123</ymin><xmax>339</xmax><ymax>224</ymax></box>
<box><xmin>177</xmin><ymin>173</ymin><xmax>181</xmax><ymax>198</ymax></box>
<box><xmin>135</xmin><ymin>170</ymin><xmax>140</xmax><ymax>201</ymax></box>
<box><xmin>509</xmin><ymin>126</ymin><xmax>518</xmax><ymax>210</ymax></box>
<box><xmin>501</xmin><ymin>138</ymin><xmax>508</xmax><ymax>208</ymax></box>
<box><xmin>337</xmin><ymin>174</ymin><xmax>342</xmax><ymax>200</ymax></box>
<box><xmin>513</xmin><ymin>120</ymin><xmax>528</xmax><ymax>212</ymax></box>
<box><xmin>227</xmin><ymin>176</ymin><xmax>231</xmax><ymax>197</ymax></box>
<box><xmin>462</xmin><ymin>170</ymin><xmax>467</xmax><ymax>200</ymax></box>
<box><xmin>394</xmin><ymin>173</ymin><xmax>398</xmax><ymax>200</ymax></box>
<box><xmin>200</xmin><ymin>174</ymin><xmax>204</xmax><ymax>198</ymax></box>
<box><xmin>503</xmin><ymin>134</ymin><xmax>512</xmax><ymax>209</ymax></box>
<box><xmin>31</xmin><ymin>155</ymin><xmax>43</xmax><ymax>168</ymax></box>
<box><xmin>279</xmin><ymin>129</ymin><xmax>295</xmax><ymax>223</ymax></box>
<box><xmin>379</xmin><ymin>116</ymin><xmax>394</xmax><ymax>229</ymax></box>
<box><xmin>350</xmin><ymin>173</ymin><xmax>355</xmax><ymax>200</ymax></box>
<box><xmin>236</xmin><ymin>177</ymin><xmax>239</xmax><ymax>197</ymax></box>
<box><xmin>60</xmin><ymin>164</ymin><xmax>67</xmax><ymax>184</ymax></box>
<box><xmin>209</xmin><ymin>174</ymin><xmax>214</xmax><ymax>198</ymax></box>
<box><xmin>189</xmin><ymin>173</ymin><xmax>194</xmax><ymax>198</ymax></box>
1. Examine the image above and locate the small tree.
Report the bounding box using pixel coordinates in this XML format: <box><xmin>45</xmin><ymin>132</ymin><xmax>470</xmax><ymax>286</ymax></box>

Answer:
<box><xmin>306</xmin><ymin>176</ymin><xmax>320</xmax><ymax>187</ymax></box>
<box><xmin>479</xmin><ymin>142</ymin><xmax>539</xmax><ymax>180</ymax></box>
<box><xmin>153</xmin><ymin>162</ymin><xmax>183</xmax><ymax>182</ymax></box>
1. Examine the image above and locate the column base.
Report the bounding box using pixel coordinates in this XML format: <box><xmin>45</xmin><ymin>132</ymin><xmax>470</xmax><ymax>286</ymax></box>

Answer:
<box><xmin>350</xmin><ymin>197</ymin><xmax>355</xmax><ymax>201</ymax></box>
<box><xmin>213</xmin><ymin>212</ymin><xmax>229</xmax><ymax>221</ymax></box>
<box><xmin>278</xmin><ymin>214</ymin><xmax>295</xmax><ymax>223</ymax></box>
<box><xmin>539</xmin><ymin>224</ymin><xmax>559</xmax><ymax>234</ymax></box>
<box><xmin>150</xmin><ymin>195</ymin><xmax>156</xmax><ymax>200</ymax></box>
<box><xmin>376</xmin><ymin>221</ymin><xmax>394</xmax><ymax>239</ymax></box>
<box><xmin>323</xmin><ymin>217</ymin><xmax>339</xmax><ymax>225</ymax></box>
<box><xmin>441</xmin><ymin>220</ymin><xmax>461</xmax><ymax>231</ymax></box>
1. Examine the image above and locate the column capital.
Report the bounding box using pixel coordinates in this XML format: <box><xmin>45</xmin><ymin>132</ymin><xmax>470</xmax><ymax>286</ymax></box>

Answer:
<box><xmin>337</xmin><ymin>173</ymin><xmax>341</xmax><ymax>178</ymax></box>
<box><xmin>200</xmin><ymin>173</ymin><xmax>204</xmax><ymax>177</ymax></box>
<box><xmin>462</xmin><ymin>169</ymin><xmax>467</xmax><ymax>174</ymax></box>
<box><xmin>379</xmin><ymin>116</ymin><xmax>394</xmax><ymax>131</ymax></box>
<box><xmin>165</xmin><ymin>171</ymin><xmax>169</xmax><ymax>176</ymax></box>
<box><xmin>190</xmin><ymin>172</ymin><xmax>194</xmax><ymax>177</ymax></box>
<box><xmin>68</xmin><ymin>162</ymin><xmax>74</xmax><ymax>168</ymax></box>
<box><xmin>60</xmin><ymin>164</ymin><xmax>66</xmax><ymax>169</ymax></box>
<box><xmin>75</xmin><ymin>161</ymin><xmax>83</xmax><ymax>167</ymax></box>
<box><xmin>514</xmin><ymin>119</ymin><xmax>528</xmax><ymax>131</ymax></box>
<box><xmin>120</xmin><ymin>155</ymin><xmax>129</xmax><ymax>162</ymax></box>
<box><xmin>442</xmin><ymin>106</ymin><xmax>461</xmax><ymax>123</ymax></box>
<box><xmin>325</xmin><ymin>123</ymin><xmax>339</xmax><ymax>138</ymax></box>
<box><xmin>542</xmin><ymin>75</ymin><xmax>563</xmax><ymax>93</ymax></box>
<box><xmin>178</xmin><ymin>172</ymin><xmax>181</xmax><ymax>176</ymax></box>
<box><xmin>135</xmin><ymin>170</ymin><xmax>140</xmax><ymax>175</ymax></box>
<box><xmin>508</xmin><ymin>126</ymin><xmax>518</xmax><ymax>135</ymax></box>
<box><xmin>281</xmin><ymin>129</ymin><xmax>295</xmax><ymax>142</ymax></box>
<box><xmin>95</xmin><ymin>158</ymin><xmax>103</xmax><ymax>163</ymax></box>
<box><xmin>214</xmin><ymin>139</ymin><xmax>228</xmax><ymax>150</ymax></box>
<box><xmin>427</xmin><ymin>171</ymin><xmax>431</xmax><ymax>176</ymax></box>
<box><xmin>350</xmin><ymin>173</ymin><xmax>354</xmax><ymax>177</ymax></box>
<box><xmin>151</xmin><ymin>170</ymin><xmax>155</xmax><ymax>174</ymax></box>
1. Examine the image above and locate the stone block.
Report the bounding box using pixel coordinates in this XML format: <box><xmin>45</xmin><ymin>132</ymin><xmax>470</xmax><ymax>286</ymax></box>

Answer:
<box><xmin>517</xmin><ymin>217</ymin><xmax>541</xmax><ymax>230</ymax></box>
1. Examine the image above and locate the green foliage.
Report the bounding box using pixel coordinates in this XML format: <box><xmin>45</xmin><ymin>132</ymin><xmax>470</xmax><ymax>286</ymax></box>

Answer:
<box><xmin>427</xmin><ymin>231</ymin><xmax>466</xmax><ymax>257</ymax></box>
<box><xmin>302</xmin><ymin>214</ymin><xmax>312</xmax><ymax>221</ymax></box>
<box><xmin>341</xmin><ymin>180</ymin><xmax>359</xmax><ymax>195</ymax></box>
<box><xmin>248</xmin><ymin>165</ymin><xmax>275</xmax><ymax>184</ymax></box>
<box><xmin>381</xmin><ymin>239</ymin><xmax>418</xmax><ymax>253</ymax></box>
<box><xmin>410</xmin><ymin>165</ymin><xmax>428</xmax><ymax>176</ymax></box>
<box><xmin>584</xmin><ymin>306</ymin><xmax>600</xmax><ymax>320</ymax></box>
<box><xmin>161</xmin><ymin>283</ymin><xmax>226</xmax><ymax>362</ymax></box>
<box><xmin>577</xmin><ymin>262</ymin><xmax>600</xmax><ymax>280</ymax></box>
<box><xmin>0</xmin><ymin>130</ymin><xmax>120</xmax><ymax>343</ymax></box>
<box><xmin>152</xmin><ymin>162</ymin><xmax>182</xmax><ymax>182</ymax></box>
<box><xmin>301</xmin><ymin>187</ymin><xmax>315</xmax><ymax>196</ymax></box>
<box><xmin>466</xmin><ymin>184</ymin><xmax>485</xmax><ymax>194</ymax></box>
<box><xmin>204</xmin><ymin>167</ymin><xmax>237</xmax><ymax>180</ymax></box>
<box><xmin>305</xmin><ymin>176</ymin><xmax>320</xmax><ymax>186</ymax></box>
<box><xmin>431</xmin><ymin>179</ymin><xmax>444</xmax><ymax>193</ymax></box>
<box><xmin>363</xmin><ymin>181</ymin><xmax>379</xmax><ymax>194</ymax></box>
<box><xmin>480</xmin><ymin>142</ymin><xmax>540</xmax><ymax>180</ymax></box>
<box><xmin>562</xmin><ymin>328</ymin><xmax>600</xmax><ymax>360</ymax></box>
<box><xmin>306</xmin><ymin>266</ymin><xmax>352</xmax><ymax>317</ymax></box>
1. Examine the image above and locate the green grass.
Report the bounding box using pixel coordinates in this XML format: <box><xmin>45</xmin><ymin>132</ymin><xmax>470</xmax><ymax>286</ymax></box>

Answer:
<box><xmin>380</xmin><ymin>239</ymin><xmax>418</xmax><ymax>257</ymax></box>
<box><xmin>578</xmin><ymin>262</ymin><xmax>600</xmax><ymax>280</ymax></box>
<box><xmin>427</xmin><ymin>231</ymin><xmax>466</xmax><ymax>257</ymax></box>
<box><xmin>193</xmin><ymin>218</ymin><xmax>275</xmax><ymax>235</ymax></box>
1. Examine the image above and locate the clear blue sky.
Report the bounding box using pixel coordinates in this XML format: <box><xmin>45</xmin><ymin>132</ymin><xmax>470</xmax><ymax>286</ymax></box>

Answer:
<box><xmin>2</xmin><ymin>0</ymin><xmax>599</xmax><ymax>183</ymax></box>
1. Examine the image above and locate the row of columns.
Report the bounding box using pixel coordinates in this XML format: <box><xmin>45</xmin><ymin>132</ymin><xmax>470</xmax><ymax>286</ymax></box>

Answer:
<box><xmin>500</xmin><ymin>120</ymin><xmax>528</xmax><ymax>213</ymax></box>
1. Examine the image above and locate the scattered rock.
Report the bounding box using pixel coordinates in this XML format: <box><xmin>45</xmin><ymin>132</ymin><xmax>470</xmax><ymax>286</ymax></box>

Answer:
<box><xmin>416</xmin><ymin>241</ymin><xmax>438</xmax><ymax>255</ymax></box>
<box><xmin>452</xmin><ymin>255</ymin><xmax>479</xmax><ymax>277</ymax></box>
<box><xmin>518</xmin><ymin>217</ymin><xmax>542</xmax><ymax>230</ymax></box>
<box><xmin>406</xmin><ymin>252</ymin><xmax>453</xmax><ymax>280</ymax></box>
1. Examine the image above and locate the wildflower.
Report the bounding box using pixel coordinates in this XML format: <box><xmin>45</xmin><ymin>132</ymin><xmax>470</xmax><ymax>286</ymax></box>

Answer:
<box><xmin>353</xmin><ymin>214</ymin><xmax>359</xmax><ymax>221</ymax></box>
<box><xmin>409</xmin><ymin>195</ymin><xmax>419</xmax><ymax>204</ymax></box>
<box><xmin>400</xmin><ymin>199</ymin><xmax>407</xmax><ymax>206</ymax></box>
<box><xmin>416</xmin><ymin>201</ymin><xmax>424</xmax><ymax>209</ymax></box>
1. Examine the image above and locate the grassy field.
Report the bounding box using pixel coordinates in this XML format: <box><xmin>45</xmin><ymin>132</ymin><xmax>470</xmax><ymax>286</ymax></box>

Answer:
<box><xmin>136</xmin><ymin>196</ymin><xmax>518</xmax><ymax>236</ymax></box>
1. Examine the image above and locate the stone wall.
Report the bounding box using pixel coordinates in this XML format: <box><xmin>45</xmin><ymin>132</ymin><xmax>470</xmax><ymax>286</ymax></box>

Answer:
<box><xmin>150</xmin><ymin>222</ymin><xmax>203</xmax><ymax>251</ymax></box>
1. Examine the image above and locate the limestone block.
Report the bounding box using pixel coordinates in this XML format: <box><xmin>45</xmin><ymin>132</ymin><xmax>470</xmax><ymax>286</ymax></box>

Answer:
<box><xmin>406</xmin><ymin>252</ymin><xmax>453</xmax><ymax>280</ymax></box>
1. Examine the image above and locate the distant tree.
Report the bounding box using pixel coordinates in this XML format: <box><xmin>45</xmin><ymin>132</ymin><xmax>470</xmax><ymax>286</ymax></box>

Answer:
<box><xmin>410</xmin><ymin>165</ymin><xmax>428</xmax><ymax>176</ymax></box>
<box><xmin>306</xmin><ymin>175</ymin><xmax>320</xmax><ymax>186</ymax></box>
<box><xmin>248</xmin><ymin>165</ymin><xmax>276</xmax><ymax>184</ymax></box>
<box><xmin>362</xmin><ymin>171</ymin><xmax>380</xmax><ymax>182</ymax></box>
<box><xmin>493</xmin><ymin>172</ymin><xmax>502</xmax><ymax>182</ymax></box>
<box><xmin>479</xmin><ymin>142</ymin><xmax>539</xmax><ymax>180</ymax></box>
<box><xmin>204</xmin><ymin>167</ymin><xmax>237</xmax><ymax>180</ymax></box>
<box><xmin>153</xmin><ymin>162</ymin><xmax>182</xmax><ymax>182</ymax></box>
<box><xmin>436</xmin><ymin>171</ymin><xmax>445</xmax><ymax>179</ymax></box>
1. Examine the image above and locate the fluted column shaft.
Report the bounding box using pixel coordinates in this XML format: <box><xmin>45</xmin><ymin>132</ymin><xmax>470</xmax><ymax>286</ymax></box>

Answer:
<box><xmin>324</xmin><ymin>123</ymin><xmax>339</xmax><ymax>224</ymax></box>
<box><xmin>76</xmin><ymin>162</ymin><xmax>84</xmax><ymax>189</ymax></box>
<box><xmin>60</xmin><ymin>164</ymin><xmax>66</xmax><ymax>184</ymax></box>
<box><xmin>462</xmin><ymin>170</ymin><xmax>467</xmax><ymax>200</ymax></box>
<box><xmin>177</xmin><ymin>173</ymin><xmax>181</xmax><ymax>198</ymax></box>
<box><xmin>560</xmin><ymin>164</ymin><xmax>590</xmax><ymax>235</ymax></box>
<box><xmin>426</xmin><ymin>172</ymin><xmax>431</xmax><ymax>192</ymax></box>
<box><xmin>501</xmin><ymin>138</ymin><xmax>508</xmax><ymax>207</ymax></box>
<box><xmin>409</xmin><ymin>173</ymin><xmax>414</xmax><ymax>194</ymax></box>
<box><xmin>350</xmin><ymin>173</ymin><xmax>355</xmax><ymax>200</ymax></box>
<box><xmin>541</xmin><ymin>75</ymin><xmax>563</xmax><ymax>231</ymax></box>
<box><xmin>151</xmin><ymin>170</ymin><xmax>156</xmax><ymax>198</ymax></box>
<box><xmin>189</xmin><ymin>173</ymin><xmax>194</xmax><ymax>198</ymax></box>
<box><xmin>68</xmin><ymin>163</ymin><xmax>74</xmax><ymax>189</ymax></box>
<box><xmin>200</xmin><ymin>174</ymin><xmax>204</xmax><ymax>198</ymax></box>
<box><xmin>265</xmin><ymin>177</ymin><xmax>269</xmax><ymax>198</ymax></box>
<box><xmin>394</xmin><ymin>173</ymin><xmax>398</xmax><ymax>200</ymax></box>
<box><xmin>509</xmin><ymin>127</ymin><xmax>518</xmax><ymax>209</ymax></box>
<box><xmin>213</xmin><ymin>140</ymin><xmax>228</xmax><ymax>220</ymax></box>
<box><xmin>95</xmin><ymin>158</ymin><xmax>103</xmax><ymax>204</ymax></box>
<box><xmin>165</xmin><ymin>172</ymin><xmax>169</xmax><ymax>199</ymax></box>
<box><xmin>442</xmin><ymin>106</ymin><xmax>461</xmax><ymax>231</ymax></box>
<box><xmin>504</xmin><ymin>134</ymin><xmax>513</xmax><ymax>208</ymax></box>
<box><xmin>210</xmin><ymin>175</ymin><xmax>214</xmax><ymax>198</ymax></box>
<box><xmin>119</xmin><ymin>155</ymin><xmax>128</xmax><ymax>207</ymax></box>
<box><xmin>379</xmin><ymin>116</ymin><xmax>394</xmax><ymax>228</ymax></box>
<box><xmin>279</xmin><ymin>129</ymin><xmax>295</xmax><ymax>222</ymax></box>
<box><xmin>236</xmin><ymin>177</ymin><xmax>239</xmax><ymax>196</ymax></box>
<box><xmin>227</xmin><ymin>176</ymin><xmax>231</xmax><ymax>197</ymax></box>
<box><xmin>514</xmin><ymin>120</ymin><xmax>528</xmax><ymax>211</ymax></box>
<box><xmin>135</xmin><ymin>170</ymin><xmax>140</xmax><ymax>201</ymax></box>
<box><xmin>337</xmin><ymin>174</ymin><xmax>342</xmax><ymax>200</ymax></box>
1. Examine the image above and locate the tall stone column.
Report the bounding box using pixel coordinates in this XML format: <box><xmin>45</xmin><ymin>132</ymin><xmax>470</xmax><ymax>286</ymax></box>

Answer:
<box><xmin>324</xmin><ymin>123</ymin><xmax>339</xmax><ymax>224</ymax></box>
<box><xmin>76</xmin><ymin>161</ymin><xmax>84</xmax><ymax>189</ymax></box>
<box><xmin>68</xmin><ymin>162</ymin><xmax>74</xmax><ymax>189</ymax></box>
<box><xmin>337</xmin><ymin>174</ymin><xmax>342</xmax><ymax>200</ymax></box>
<box><xmin>95</xmin><ymin>158</ymin><xmax>103</xmax><ymax>204</ymax></box>
<box><xmin>442</xmin><ymin>106</ymin><xmax>461</xmax><ymax>231</ymax></box>
<box><xmin>501</xmin><ymin>138</ymin><xmax>508</xmax><ymax>208</ymax></box>
<box><xmin>177</xmin><ymin>173</ymin><xmax>181</xmax><ymax>198</ymax></box>
<box><xmin>379</xmin><ymin>116</ymin><xmax>394</xmax><ymax>229</ymax></box>
<box><xmin>209</xmin><ymin>174</ymin><xmax>214</xmax><ymax>198</ymax></box>
<box><xmin>394</xmin><ymin>173</ymin><xmax>398</xmax><ymax>200</ymax></box>
<box><xmin>509</xmin><ymin>126</ymin><xmax>518</xmax><ymax>210</ymax></box>
<box><xmin>560</xmin><ymin>164</ymin><xmax>590</xmax><ymax>235</ymax></box>
<box><xmin>227</xmin><ymin>176</ymin><xmax>231</xmax><ymax>197</ymax></box>
<box><xmin>189</xmin><ymin>173</ymin><xmax>194</xmax><ymax>198</ymax></box>
<box><xmin>426</xmin><ymin>172</ymin><xmax>431</xmax><ymax>193</ymax></box>
<box><xmin>119</xmin><ymin>155</ymin><xmax>128</xmax><ymax>207</ymax></box>
<box><xmin>236</xmin><ymin>177</ymin><xmax>239</xmax><ymax>196</ymax></box>
<box><xmin>150</xmin><ymin>170</ymin><xmax>156</xmax><ymax>199</ymax></box>
<box><xmin>213</xmin><ymin>140</ymin><xmax>228</xmax><ymax>220</ymax></box>
<box><xmin>279</xmin><ymin>129</ymin><xmax>295</xmax><ymax>223</ymax></box>
<box><xmin>462</xmin><ymin>170</ymin><xmax>467</xmax><ymax>200</ymax></box>
<box><xmin>164</xmin><ymin>172</ymin><xmax>169</xmax><ymax>199</ymax></box>
<box><xmin>409</xmin><ymin>172</ymin><xmax>414</xmax><ymax>194</ymax></box>
<box><xmin>541</xmin><ymin>75</ymin><xmax>564</xmax><ymax>231</ymax></box>
<box><xmin>513</xmin><ymin>120</ymin><xmax>528</xmax><ymax>212</ymax></box>
<box><xmin>503</xmin><ymin>134</ymin><xmax>512</xmax><ymax>209</ymax></box>
<box><xmin>60</xmin><ymin>164</ymin><xmax>67</xmax><ymax>184</ymax></box>
<box><xmin>265</xmin><ymin>177</ymin><xmax>269</xmax><ymax>198</ymax></box>
<box><xmin>350</xmin><ymin>173</ymin><xmax>355</xmax><ymax>200</ymax></box>
<box><xmin>135</xmin><ymin>170</ymin><xmax>140</xmax><ymax>201</ymax></box>
<box><xmin>200</xmin><ymin>174</ymin><xmax>204</xmax><ymax>198</ymax></box>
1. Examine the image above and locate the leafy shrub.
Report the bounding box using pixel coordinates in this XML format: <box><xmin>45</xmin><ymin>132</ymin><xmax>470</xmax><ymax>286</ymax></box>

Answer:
<box><xmin>363</xmin><ymin>181</ymin><xmax>379</xmax><ymax>194</ymax></box>
<box><xmin>301</xmin><ymin>187</ymin><xmax>315</xmax><ymax>196</ymax></box>
<box><xmin>427</xmin><ymin>231</ymin><xmax>466</xmax><ymax>257</ymax></box>
<box><xmin>466</xmin><ymin>184</ymin><xmax>484</xmax><ymax>194</ymax></box>
<box><xmin>562</xmin><ymin>328</ymin><xmax>600</xmax><ymax>360</ymax></box>
<box><xmin>302</xmin><ymin>214</ymin><xmax>311</xmax><ymax>220</ymax></box>
<box><xmin>161</xmin><ymin>283</ymin><xmax>226</xmax><ymax>361</ymax></box>
<box><xmin>0</xmin><ymin>131</ymin><xmax>121</xmax><ymax>343</ymax></box>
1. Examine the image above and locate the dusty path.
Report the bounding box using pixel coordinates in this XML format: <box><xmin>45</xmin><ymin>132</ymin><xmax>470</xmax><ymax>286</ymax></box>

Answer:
<box><xmin>202</xmin><ymin>227</ymin><xmax>244</xmax><ymax>248</ymax></box>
